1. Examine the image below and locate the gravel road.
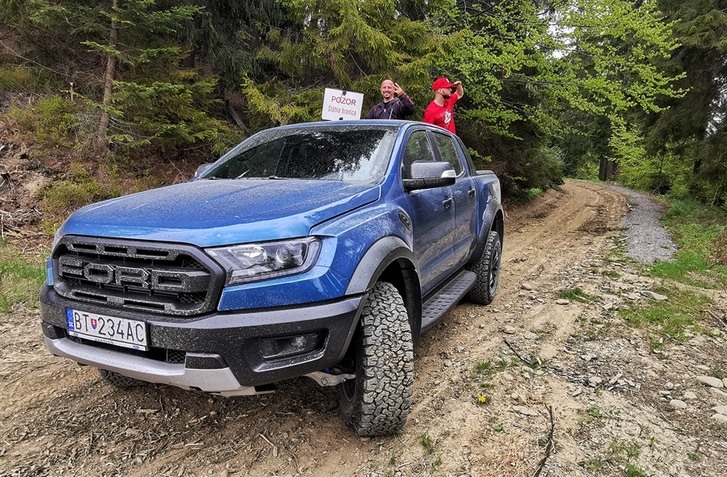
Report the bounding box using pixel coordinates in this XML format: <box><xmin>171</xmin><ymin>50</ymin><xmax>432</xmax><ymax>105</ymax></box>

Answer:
<box><xmin>606</xmin><ymin>184</ymin><xmax>677</xmax><ymax>264</ymax></box>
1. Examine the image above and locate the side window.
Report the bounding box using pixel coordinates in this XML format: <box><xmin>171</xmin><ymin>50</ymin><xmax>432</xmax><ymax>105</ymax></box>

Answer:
<box><xmin>402</xmin><ymin>130</ymin><xmax>436</xmax><ymax>178</ymax></box>
<box><xmin>431</xmin><ymin>133</ymin><xmax>463</xmax><ymax>175</ymax></box>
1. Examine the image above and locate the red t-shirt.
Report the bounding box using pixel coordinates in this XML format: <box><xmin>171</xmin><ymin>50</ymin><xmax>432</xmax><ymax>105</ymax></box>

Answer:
<box><xmin>422</xmin><ymin>93</ymin><xmax>460</xmax><ymax>134</ymax></box>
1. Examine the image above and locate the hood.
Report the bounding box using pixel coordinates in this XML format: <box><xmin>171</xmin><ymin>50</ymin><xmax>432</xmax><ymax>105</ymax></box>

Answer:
<box><xmin>58</xmin><ymin>179</ymin><xmax>380</xmax><ymax>247</ymax></box>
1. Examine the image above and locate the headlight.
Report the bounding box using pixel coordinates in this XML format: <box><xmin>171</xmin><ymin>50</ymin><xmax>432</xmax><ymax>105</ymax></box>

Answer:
<box><xmin>207</xmin><ymin>237</ymin><xmax>321</xmax><ymax>285</ymax></box>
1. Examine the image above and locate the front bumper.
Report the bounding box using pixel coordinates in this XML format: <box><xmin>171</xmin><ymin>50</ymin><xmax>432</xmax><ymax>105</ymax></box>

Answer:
<box><xmin>40</xmin><ymin>286</ymin><xmax>362</xmax><ymax>395</ymax></box>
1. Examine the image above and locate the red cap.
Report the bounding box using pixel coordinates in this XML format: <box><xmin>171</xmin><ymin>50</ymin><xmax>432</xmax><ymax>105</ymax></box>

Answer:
<box><xmin>432</xmin><ymin>77</ymin><xmax>456</xmax><ymax>91</ymax></box>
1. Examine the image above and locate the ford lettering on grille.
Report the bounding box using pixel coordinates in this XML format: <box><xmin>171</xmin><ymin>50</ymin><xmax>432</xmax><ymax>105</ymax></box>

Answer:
<box><xmin>58</xmin><ymin>256</ymin><xmax>207</xmax><ymax>292</ymax></box>
<box><xmin>53</xmin><ymin>237</ymin><xmax>223</xmax><ymax>316</ymax></box>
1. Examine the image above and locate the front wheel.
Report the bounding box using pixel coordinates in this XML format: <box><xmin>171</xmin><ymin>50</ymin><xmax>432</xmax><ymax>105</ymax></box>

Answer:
<box><xmin>338</xmin><ymin>281</ymin><xmax>414</xmax><ymax>436</ymax></box>
<box><xmin>467</xmin><ymin>230</ymin><xmax>502</xmax><ymax>305</ymax></box>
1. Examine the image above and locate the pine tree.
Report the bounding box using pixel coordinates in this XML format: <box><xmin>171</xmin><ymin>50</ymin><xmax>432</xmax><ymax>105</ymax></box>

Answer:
<box><xmin>1</xmin><ymin>0</ymin><xmax>231</xmax><ymax>153</ymax></box>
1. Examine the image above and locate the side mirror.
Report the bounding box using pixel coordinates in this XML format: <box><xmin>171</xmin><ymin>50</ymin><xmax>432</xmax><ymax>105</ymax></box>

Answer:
<box><xmin>193</xmin><ymin>163</ymin><xmax>213</xmax><ymax>180</ymax></box>
<box><xmin>403</xmin><ymin>161</ymin><xmax>457</xmax><ymax>191</ymax></box>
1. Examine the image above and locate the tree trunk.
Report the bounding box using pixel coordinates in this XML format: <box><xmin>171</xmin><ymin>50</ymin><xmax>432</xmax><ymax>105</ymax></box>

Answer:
<box><xmin>97</xmin><ymin>0</ymin><xmax>119</xmax><ymax>149</ymax></box>
<box><xmin>598</xmin><ymin>157</ymin><xmax>617</xmax><ymax>181</ymax></box>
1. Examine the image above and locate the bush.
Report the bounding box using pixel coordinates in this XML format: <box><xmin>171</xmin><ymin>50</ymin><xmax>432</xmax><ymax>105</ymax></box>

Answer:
<box><xmin>42</xmin><ymin>164</ymin><xmax>121</xmax><ymax>226</ymax></box>
<box><xmin>499</xmin><ymin>144</ymin><xmax>564</xmax><ymax>199</ymax></box>
<box><xmin>3</xmin><ymin>96</ymin><xmax>93</xmax><ymax>148</ymax></box>
<box><xmin>0</xmin><ymin>65</ymin><xmax>59</xmax><ymax>93</ymax></box>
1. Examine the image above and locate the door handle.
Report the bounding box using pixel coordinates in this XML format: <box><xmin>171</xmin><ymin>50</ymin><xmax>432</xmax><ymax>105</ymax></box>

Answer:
<box><xmin>468</xmin><ymin>188</ymin><xmax>476</xmax><ymax>199</ymax></box>
<box><xmin>443</xmin><ymin>197</ymin><xmax>453</xmax><ymax>209</ymax></box>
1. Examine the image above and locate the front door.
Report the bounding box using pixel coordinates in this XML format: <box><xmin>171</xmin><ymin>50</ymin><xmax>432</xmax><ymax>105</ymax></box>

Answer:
<box><xmin>430</xmin><ymin>131</ymin><xmax>478</xmax><ymax>268</ymax></box>
<box><xmin>401</xmin><ymin>130</ymin><xmax>455</xmax><ymax>294</ymax></box>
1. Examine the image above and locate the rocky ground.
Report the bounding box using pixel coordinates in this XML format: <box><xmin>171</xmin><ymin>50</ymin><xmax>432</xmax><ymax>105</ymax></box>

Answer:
<box><xmin>1</xmin><ymin>180</ymin><xmax>726</xmax><ymax>477</ymax></box>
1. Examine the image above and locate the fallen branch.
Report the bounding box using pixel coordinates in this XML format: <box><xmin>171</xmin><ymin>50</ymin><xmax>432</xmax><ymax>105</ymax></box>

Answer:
<box><xmin>707</xmin><ymin>310</ymin><xmax>727</xmax><ymax>329</ymax></box>
<box><xmin>258</xmin><ymin>433</ymin><xmax>278</xmax><ymax>458</ymax></box>
<box><xmin>503</xmin><ymin>338</ymin><xmax>535</xmax><ymax>367</ymax></box>
<box><xmin>532</xmin><ymin>405</ymin><xmax>555</xmax><ymax>477</ymax></box>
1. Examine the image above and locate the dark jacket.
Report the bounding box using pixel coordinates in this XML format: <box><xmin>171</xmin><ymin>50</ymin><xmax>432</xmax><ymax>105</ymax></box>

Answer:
<box><xmin>364</xmin><ymin>94</ymin><xmax>415</xmax><ymax>120</ymax></box>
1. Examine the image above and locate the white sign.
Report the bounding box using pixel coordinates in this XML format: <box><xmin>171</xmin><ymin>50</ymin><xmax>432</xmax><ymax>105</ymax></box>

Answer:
<box><xmin>321</xmin><ymin>88</ymin><xmax>364</xmax><ymax>121</ymax></box>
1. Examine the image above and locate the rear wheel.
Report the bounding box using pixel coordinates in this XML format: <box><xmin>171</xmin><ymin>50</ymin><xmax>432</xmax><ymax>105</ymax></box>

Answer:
<box><xmin>98</xmin><ymin>369</ymin><xmax>145</xmax><ymax>388</ymax></box>
<box><xmin>338</xmin><ymin>281</ymin><xmax>414</xmax><ymax>436</ymax></box>
<box><xmin>467</xmin><ymin>230</ymin><xmax>502</xmax><ymax>305</ymax></box>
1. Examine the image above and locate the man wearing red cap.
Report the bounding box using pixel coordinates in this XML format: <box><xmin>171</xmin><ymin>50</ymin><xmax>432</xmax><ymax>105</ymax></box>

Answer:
<box><xmin>422</xmin><ymin>77</ymin><xmax>464</xmax><ymax>134</ymax></box>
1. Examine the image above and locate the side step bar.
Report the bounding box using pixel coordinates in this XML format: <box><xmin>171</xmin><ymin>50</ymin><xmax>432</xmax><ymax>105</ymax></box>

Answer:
<box><xmin>420</xmin><ymin>270</ymin><xmax>476</xmax><ymax>332</ymax></box>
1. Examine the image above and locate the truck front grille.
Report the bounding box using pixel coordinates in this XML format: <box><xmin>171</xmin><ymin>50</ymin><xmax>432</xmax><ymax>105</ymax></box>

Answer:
<box><xmin>53</xmin><ymin>236</ymin><xmax>224</xmax><ymax>316</ymax></box>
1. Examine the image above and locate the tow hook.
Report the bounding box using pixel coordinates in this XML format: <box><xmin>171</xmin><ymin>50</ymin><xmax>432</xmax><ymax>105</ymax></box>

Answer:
<box><xmin>305</xmin><ymin>371</ymin><xmax>356</xmax><ymax>387</ymax></box>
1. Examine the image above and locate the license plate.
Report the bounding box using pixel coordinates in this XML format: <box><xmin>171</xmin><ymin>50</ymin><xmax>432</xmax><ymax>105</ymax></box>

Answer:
<box><xmin>66</xmin><ymin>308</ymin><xmax>148</xmax><ymax>351</ymax></box>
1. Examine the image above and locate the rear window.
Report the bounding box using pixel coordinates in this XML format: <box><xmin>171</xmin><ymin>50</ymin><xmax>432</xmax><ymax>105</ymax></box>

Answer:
<box><xmin>204</xmin><ymin>127</ymin><xmax>396</xmax><ymax>183</ymax></box>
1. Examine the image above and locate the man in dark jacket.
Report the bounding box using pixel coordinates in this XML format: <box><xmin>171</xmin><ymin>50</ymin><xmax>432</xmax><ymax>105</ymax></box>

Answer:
<box><xmin>365</xmin><ymin>79</ymin><xmax>415</xmax><ymax>120</ymax></box>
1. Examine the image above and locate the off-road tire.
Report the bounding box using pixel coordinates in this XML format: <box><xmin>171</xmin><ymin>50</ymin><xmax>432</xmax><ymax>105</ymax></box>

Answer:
<box><xmin>98</xmin><ymin>369</ymin><xmax>145</xmax><ymax>388</ymax></box>
<box><xmin>338</xmin><ymin>281</ymin><xmax>414</xmax><ymax>436</ymax></box>
<box><xmin>467</xmin><ymin>230</ymin><xmax>502</xmax><ymax>305</ymax></box>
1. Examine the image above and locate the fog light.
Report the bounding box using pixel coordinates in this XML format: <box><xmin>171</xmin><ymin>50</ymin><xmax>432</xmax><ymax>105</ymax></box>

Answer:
<box><xmin>258</xmin><ymin>332</ymin><xmax>325</xmax><ymax>360</ymax></box>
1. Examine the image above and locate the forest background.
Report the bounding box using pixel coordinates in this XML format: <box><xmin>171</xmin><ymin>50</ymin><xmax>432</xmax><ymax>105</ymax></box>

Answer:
<box><xmin>0</xmin><ymin>0</ymin><xmax>725</xmax><ymax>215</ymax></box>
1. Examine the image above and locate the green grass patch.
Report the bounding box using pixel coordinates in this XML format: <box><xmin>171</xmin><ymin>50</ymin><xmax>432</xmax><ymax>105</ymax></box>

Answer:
<box><xmin>474</xmin><ymin>358</ymin><xmax>510</xmax><ymax>375</ymax></box>
<box><xmin>419</xmin><ymin>433</ymin><xmax>435</xmax><ymax>454</ymax></box>
<box><xmin>0</xmin><ymin>243</ymin><xmax>46</xmax><ymax>313</ymax></box>
<box><xmin>608</xmin><ymin>439</ymin><xmax>641</xmax><ymax>460</ymax></box>
<box><xmin>557</xmin><ymin>287</ymin><xmax>592</xmax><ymax>302</ymax></box>
<box><xmin>600</xmin><ymin>269</ymin><xmax>621</xmax><ymax>278</ymax></box>
<box><xmin>624</xmin><ymin>464</ymin><xmax>650</xmax><ymax>477</ymax></box>
<box><xmin>576</xmin><ymin>406</ymin><xmax>609</xmax><ymax>431</ymax></box>
<box><xmin>652</xmin><ymin>198</ymin><xmax>727</xmax><ymax>289</ymax></box>
<box><xmin>619</xmin><ymin>287</ymin><xmax>711</xmax><ymax>349</ymax></box>
<box><xmin>578</xmin><ymin>457</ymin><xmax>604</xmax><ymax>472</ymax></box>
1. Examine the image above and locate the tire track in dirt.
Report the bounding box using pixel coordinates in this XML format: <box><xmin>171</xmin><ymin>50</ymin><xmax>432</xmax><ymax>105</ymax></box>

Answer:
<box><xmin>1</xmin><ymin>181</ymin><xmax>631</xmax><ymax>477</ymax></box>
<box><xmin>379</xmin><ymin>181</ymin><xmax>630</xmax><ymax>476</ymax></box>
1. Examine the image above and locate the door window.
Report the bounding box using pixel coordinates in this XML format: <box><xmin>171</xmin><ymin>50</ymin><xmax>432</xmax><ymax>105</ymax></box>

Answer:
<box><xmin>402</xmin><ymin>130</ymin><xmax>436</xmax><ymax>179</ymax></box>
<box><xmin>431</xmin><ymin>133</ymin><xmax>463</xmax><ymax>175</ymax></box>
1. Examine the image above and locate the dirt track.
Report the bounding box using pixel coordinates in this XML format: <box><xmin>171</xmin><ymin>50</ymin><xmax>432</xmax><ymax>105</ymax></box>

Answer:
<box><xmin>2</xmin><ymin>181</ymin><xmax>726</xmax><ymax>477</ymax></box>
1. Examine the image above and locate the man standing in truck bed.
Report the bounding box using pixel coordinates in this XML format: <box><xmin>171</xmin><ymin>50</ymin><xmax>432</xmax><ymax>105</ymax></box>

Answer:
<box><xmin>365</xmin><ymin>79</ymin><xmax>415</xmax><ymax>120</ymax></box>
<box><xmin>422</xmin><ymin>77</ymin><xmax>464</xmax><ymax>134</ymax></box>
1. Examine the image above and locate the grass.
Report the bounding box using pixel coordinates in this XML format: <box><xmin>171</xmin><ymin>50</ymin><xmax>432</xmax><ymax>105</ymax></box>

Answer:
<box><xmin>624</xmin><ymin>464</ymin><xmax>650</xmax><ymax>477</ymax></box>
<box><xmin>576</xmin><ymin>406</ymin><xmax>608</xmax><ymax>432</ymax></box>
<box><xmin>619</xmin><ymin>286</ymin><xmax>711</xmax><ymax>350</ymax></box>
<box><xmin>419</xmin><ymin>433</ymin><xmax>435</xmax><ymax>454</ymax></box>
<box><xmin>0</xmin><ymin>65</ymin><xmax>61</xmax><ymax>93</ymax></box>
<box><xmin>579</xmin><ymin>457</ymin><xmax>604</xmax><ymax>472</ymax></box>
<box><xmin>557</xmin><ymin>287</ymin><xmax>592</xmax><ymax>302</ymax></box>
<box><xmin>614</xmin><ymin>196</ymin><xmax>725</xmax><ymax>349</ymax></box>
<box><xmin>608</xmin><ymin>439</ymin><xmax>641</xmax><ymax>460</ymax></box>
<box><xmin>0</xmin><ymin>242</ymin><xmax>46</xmax><ymax>313</ymax></box>
<box><xmin>601</xmin><ymin>269</ymin><xmax>621</xmax><ymax>278</ymax></box>
<box><xmin>651</xmin><ymin>197</ymin><xmax>727</xmax><ymax>289</ymax></box>
<box><xmin>468</xmin><ymin>358</ymin><xmax>517</xmax><ymax>404</ymax></box>
<box><xmin>474</xmin><ymin>358</ymin><xmax>510</xmax><ymax>375</ymax></box>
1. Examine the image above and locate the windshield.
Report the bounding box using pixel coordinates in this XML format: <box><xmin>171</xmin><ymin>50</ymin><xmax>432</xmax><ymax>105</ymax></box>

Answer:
<box><xmin>203</xmin><ymin>127</ymin><xmax>397</xmax><ymax>183</ymax></box>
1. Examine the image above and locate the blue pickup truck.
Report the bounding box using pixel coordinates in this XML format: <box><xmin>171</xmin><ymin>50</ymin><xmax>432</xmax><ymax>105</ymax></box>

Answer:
<box><xmin>40</xmin><ymin>120</ymin><xmax>504</xmax><ymax>436</ymax></box>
